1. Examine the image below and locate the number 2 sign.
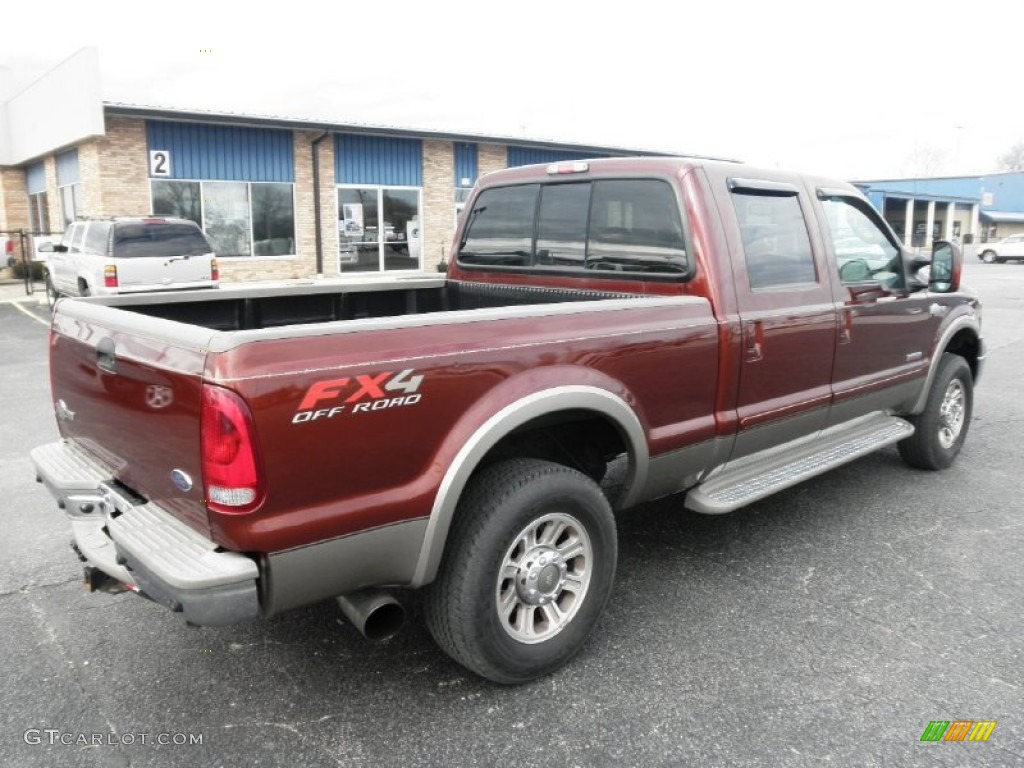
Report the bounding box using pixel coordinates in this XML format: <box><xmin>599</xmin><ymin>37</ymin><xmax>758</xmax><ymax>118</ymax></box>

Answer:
<box><xmin>149</xmin><ymin>150</ymin><xmax>171</xmax><ymax>177</ymax></box>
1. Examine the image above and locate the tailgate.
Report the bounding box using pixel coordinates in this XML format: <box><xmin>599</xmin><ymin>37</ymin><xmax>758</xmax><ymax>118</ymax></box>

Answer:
<box><xmin>49</xmin><ymin>300</ymin><xmax>217</xmax><ymax>535</ymax></box>
<box><xmin>116</xmin><ymin>254</ymin><xmax>215</xmax><ymax>290</ymax></box>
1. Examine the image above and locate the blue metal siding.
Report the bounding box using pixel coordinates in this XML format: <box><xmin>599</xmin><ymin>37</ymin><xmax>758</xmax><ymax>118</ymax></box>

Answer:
<box><xmin>56</xmin><ymin>149</ymin><xmax>80</xmax><ymax>185</ymax></box>
<box><xmin>454</xmin><ymin>143</ymin><xmax>478</xmax><ymax>187</ymax></box>
<box><xmin>865</xmin><ymin>190</ymin><xmax>885</xmax><ymax>212</ymax></box>
<box><xmin>146</xmin><ymin>121</ymin><xmax>294</xmax><ymax>182</ymax></box>
<box><xmin>860</xmin><ymin>173</ymin><xmax>1024</xmax><ymax>212</ymax></box>
<box><xmin>25</xmin><ymin>162</ymin><xmax>46</xmax><ymax>195</ymax></box>
<box><xmin>335</xmin><ymin>134</ymin><xmax>423</xmax><ymax>186</ymax></box>
<box><xmin>506</xmin><ymin>146</ymin><xmax>608</xmax><ymax>168</ymax></box>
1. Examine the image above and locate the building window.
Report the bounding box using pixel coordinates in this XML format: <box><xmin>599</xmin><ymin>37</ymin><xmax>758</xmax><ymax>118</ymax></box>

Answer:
<box><xmin>252</xmin><ymin>183</ymin><xmax>295</xmax><ymax>256</ymax></box>
<box><xmin>338</xmin><ymin>185</ymin><xmax>422</xmax><ymax>272</ymax></box>
<box><xmin>152</xmin><ymin>180</ymin><xmax>201</xmax><ymax>225</ymax></box>
<box><xmin>59</xmin><ymin>184</ymin><xmax>82</xmax><ymax>229</ymax></box>
<box><xmin>28</xmin><ymin>192</ymin><xmax>49</xmax><ymax>232</ymax></box>
<box><xmin>151</xmin><ymin>179</ymin><xmax>294</xmax><ymax>258</ymax></box>
<box><xmin>204</xmin><ymin>182</ymin><xmax>251</xmax><ymax>259</ymax></box>
<box><xmin>56</xmin><ymin>149</ymin><xmax>82</xmax><ymax>229</ymax></box>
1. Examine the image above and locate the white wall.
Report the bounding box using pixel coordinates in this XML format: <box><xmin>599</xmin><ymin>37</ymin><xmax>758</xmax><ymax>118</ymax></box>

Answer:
<box><xmin>0</xmin><ymin>48</ymin><xmax>104</xmax><ymax>166</ymax></box>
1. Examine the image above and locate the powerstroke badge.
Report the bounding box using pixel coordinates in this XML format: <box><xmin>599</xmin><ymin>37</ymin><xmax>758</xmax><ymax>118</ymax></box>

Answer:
<box><xmin>292</xmin><ymin>369</ymin><xmax>424</xmax><ymax>423</ymax></box>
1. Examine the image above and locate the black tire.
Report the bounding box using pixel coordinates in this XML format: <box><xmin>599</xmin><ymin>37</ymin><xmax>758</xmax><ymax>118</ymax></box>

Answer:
<box><xmin>44</xmin><ymin>273</ymin><xmax>58</xmax><ymax>309</ymax></box>
<box><xmin>899</xmin><ymin>353</ymin><xmax>973</xmax><ymax>470</ymax></box>
<box><xmin>424</xmin><ymin>458</ymin><xmax>617</xmax><ymax>684</ymax></box>
<box><xmin>980</xmin><ymin>250</ymin><xmax>997</xmax><ymax>264</ymax></box>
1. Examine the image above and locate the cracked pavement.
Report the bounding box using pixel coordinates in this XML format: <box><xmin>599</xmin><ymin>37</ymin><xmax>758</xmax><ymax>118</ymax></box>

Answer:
<box><xmin>1</xmin><ymin>259</ymin><xmax>1022</xmax><ymax>767</ymax></box>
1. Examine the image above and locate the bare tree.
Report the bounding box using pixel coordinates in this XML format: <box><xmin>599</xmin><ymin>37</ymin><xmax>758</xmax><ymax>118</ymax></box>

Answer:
<box><xmin>902</xmin><ymin>144</ymin><xmax>947</xmax><ymax>177</ymax></box>
<box><xmin>997</xmin><ymin>141</ymin><xmax>1024</xmax><ymax>172</ymax></box>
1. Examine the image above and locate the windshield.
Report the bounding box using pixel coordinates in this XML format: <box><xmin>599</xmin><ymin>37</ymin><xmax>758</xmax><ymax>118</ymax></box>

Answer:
<box><xmin>112</xmin><ymin>222</ymin><xmax>213</xmax><ymax>259</ymax></box>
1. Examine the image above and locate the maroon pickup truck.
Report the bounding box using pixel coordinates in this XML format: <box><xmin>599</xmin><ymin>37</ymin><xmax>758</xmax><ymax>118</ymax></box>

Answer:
<box><xmin>31</xmin><ymin>157</ymin><xmax>983</xmax><ymax>683</ymax></box>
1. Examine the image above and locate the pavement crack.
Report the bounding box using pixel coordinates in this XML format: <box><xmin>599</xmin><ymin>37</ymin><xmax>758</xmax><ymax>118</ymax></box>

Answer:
<box><xmin>0</xmin><ymin>576</ymin><xmax>81</xmax><ymax>599</ymax></box>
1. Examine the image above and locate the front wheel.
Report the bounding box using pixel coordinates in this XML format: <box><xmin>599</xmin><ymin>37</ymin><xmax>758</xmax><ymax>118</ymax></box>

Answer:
<box><xmin>44</xmin><ymin>273</ymin><xmax>59</xmax><ymax>309</ymax></box>
<box><xmin>899</xmin><ymin>353</ymin><xmax>973</xmax><ymax>470</ymax></box>
<box><xmin>980</xmin><ymin>250</ymin><xmax>998</xmax><ymax>264</ymax></box>
<box><xmin>424</xmin><ymin>458</ymin><xmax>617</xmax><ymax>684</ymax></box>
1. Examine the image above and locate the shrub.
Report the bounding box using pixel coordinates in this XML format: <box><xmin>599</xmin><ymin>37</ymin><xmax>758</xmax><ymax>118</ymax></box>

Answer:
<box><xmin>10</xmin><ymin>260</ymin><xmax>45</xmax><ymax>280</ymax></box>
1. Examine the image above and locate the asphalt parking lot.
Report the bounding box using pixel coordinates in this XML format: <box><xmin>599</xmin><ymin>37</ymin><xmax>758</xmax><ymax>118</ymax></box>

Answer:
<box><xmin>0</xmin><ymin>259</ymin><xmax>1022</xmax><ymax>768</ymax></box>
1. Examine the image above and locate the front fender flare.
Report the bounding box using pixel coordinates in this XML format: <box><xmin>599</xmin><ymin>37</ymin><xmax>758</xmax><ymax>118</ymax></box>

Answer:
<box><xmin>909</xmin><ymin>312</ymin><xmax>982</xmax><ymax>414</ymax></box>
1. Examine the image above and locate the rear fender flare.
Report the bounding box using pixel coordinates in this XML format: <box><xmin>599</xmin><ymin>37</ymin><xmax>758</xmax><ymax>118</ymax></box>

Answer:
<box><xmin>409</xmin><ymin>385</ymin><xmax>647</xmax><ymax>587</ymax></box>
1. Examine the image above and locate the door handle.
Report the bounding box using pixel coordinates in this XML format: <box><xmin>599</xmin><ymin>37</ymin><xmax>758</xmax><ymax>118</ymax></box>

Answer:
<box><xmin>744</xmin><ymin>320</ymin><xmax>764</xmax><ymax>362</ymax></box>
<box><xmin>96</xmin><ymin>337</ymin><xmax>117</xmax><ymax>375</ymax></box>
<box><xmin>839</xmin><ymin>307</ymin><xmax>853</xmax><ymax>345</ymax></box>
<box><xmin>906</xmin><ymin>307</ymin><xmax>924</xmax><ymax>315</ymax></box>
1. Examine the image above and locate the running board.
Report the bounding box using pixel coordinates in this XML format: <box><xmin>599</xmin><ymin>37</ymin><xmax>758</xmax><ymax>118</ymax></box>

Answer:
<box><xmin>685</xmin><ymin>414</ymin><xmax>914</xmax><ymax>514</ymax></box>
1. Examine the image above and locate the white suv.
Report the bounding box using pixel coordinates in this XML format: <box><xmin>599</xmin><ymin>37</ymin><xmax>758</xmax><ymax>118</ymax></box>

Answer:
<box><xmin>44</xmin><ymin>217</ymin><xmax>219</xmax><ymax>298</ymax></box>
<box><xmin>977</xmin><ymin>234</ymin><xmax>1024</xmax><ymax>264</ymax></box>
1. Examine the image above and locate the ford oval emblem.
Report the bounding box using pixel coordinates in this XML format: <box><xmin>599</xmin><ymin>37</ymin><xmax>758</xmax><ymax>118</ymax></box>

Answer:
<box><xmin>170</xmin><ymin>469</ymin><xmax>193</xmax><ymax>492</ymax></box>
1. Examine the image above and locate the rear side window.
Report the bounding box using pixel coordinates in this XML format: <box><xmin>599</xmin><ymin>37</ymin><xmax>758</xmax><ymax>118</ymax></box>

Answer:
<box><xmin>84</xmin><ymin>222</ymin><xmax>111</xmax><ymax>256</ymax></box>
<box><xmin>69</xmin><ymin>224</ymin><xmax>87</xmax><ymax>253</ymax></box>
<box><xmin>732</xmin><ymin>191</ymin><xmax>816</xmax><ymax>290</ymax></box>
<box><xmin>459</xmin><ymin>178</ymin><xmax>688</xmax><ymax>277</ymax></box>
<box><xmin>112</xmin><ymin>222</ymin><xmax>213</xmax><ymax>259</ymax></box>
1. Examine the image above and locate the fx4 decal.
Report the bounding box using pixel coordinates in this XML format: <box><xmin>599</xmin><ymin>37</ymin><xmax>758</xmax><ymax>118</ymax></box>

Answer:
<box><xmin>293</xmin><ymin>369</ymin><xmax>424</xmax><ymax>423</ymax></box>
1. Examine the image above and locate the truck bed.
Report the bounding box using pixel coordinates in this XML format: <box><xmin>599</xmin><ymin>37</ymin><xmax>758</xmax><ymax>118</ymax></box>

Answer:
<box><xmin>95</xmin><ymin>278</ymin><xmax>640</xmax><ymax>331</ymax></box>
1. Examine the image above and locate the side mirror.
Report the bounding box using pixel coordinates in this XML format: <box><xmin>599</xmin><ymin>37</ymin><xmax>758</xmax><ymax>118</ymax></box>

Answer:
<box><xmin>51</xmin><ymin>244</ymin><xmax>68</xmax><ymax>253</ymax></box>
<box><xmin>930</xmin><ymin>240</ymin><xmax>962</xmax><ymax>293</ymax></box>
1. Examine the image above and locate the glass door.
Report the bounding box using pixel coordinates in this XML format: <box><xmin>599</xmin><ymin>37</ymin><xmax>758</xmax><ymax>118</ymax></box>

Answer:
<box><xmin>339</xmin><ymin>186</ymin><xmax>422</xmax><ymax>273</ymax></box>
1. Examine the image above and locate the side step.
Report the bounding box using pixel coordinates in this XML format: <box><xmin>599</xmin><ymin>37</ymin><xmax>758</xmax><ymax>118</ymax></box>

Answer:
<box><xmin>685</xmin><ymin>414</ymin><xmax>914</xmax><ymax>514</ymax></box>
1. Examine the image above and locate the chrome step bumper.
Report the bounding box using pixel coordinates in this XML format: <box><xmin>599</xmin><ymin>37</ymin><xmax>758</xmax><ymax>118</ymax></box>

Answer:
<box><xmin>686</xmin><ymin>414</ymin><xmax>915</xmax><ymax>514</ymax></box>
<box><xmin>31</xmin><ymin>440</ymin><xmax>259</xmax><ymax>626</ymax></box>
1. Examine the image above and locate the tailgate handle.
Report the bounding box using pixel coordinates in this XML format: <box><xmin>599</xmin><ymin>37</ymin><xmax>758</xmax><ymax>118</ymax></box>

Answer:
<box><xmin>96</xmin><ymin>338</ymin><xmax>117</xmax><ymax>374</ymax></box>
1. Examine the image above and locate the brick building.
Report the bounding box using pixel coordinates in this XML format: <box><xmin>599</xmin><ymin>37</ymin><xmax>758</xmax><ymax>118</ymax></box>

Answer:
<box><xmin>0</xmin><ymin>50</ymin><xmax>666</xmax><ymax>282</ymax></box>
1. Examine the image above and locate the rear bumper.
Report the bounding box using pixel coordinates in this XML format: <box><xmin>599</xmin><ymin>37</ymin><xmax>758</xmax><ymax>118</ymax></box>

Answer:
<box><xmin>31</xmin><ymin>440</ymin><xmax>258</xmax><ymax>626</ymax></box>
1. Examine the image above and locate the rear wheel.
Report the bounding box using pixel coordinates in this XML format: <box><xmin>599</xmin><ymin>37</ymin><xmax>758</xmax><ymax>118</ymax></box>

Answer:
<box><xmin>899</xmin><ymin>353</ymin><xmax>973</xmax><ymax>470</ymax></box>
<box><xmin>980</xmin><ymin>250</ymin><xmax>997</xmax><ymax>264</ymax></box>
<box><xmin>424</xmin><ymin>458</ymin><xmax>617</xmax><ymax>684</ymax></box>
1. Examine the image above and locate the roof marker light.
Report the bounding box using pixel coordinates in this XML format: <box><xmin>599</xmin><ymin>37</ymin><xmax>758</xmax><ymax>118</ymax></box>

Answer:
<box><xmin>546</xmin><ymin>162</ymin><xmax>590</xmax><ymax>175</ymax></box>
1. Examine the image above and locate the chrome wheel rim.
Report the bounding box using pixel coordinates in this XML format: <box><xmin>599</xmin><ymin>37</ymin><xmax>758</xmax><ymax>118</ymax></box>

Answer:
<box><xmin>983</xmin><ymin>251</ymin><xmax>995</xmax><ymax>263</ymax></box>
<box><xmin>496</xmin><ymin>512</ymin><xmax>592</xmax><ymax>644</ymax></box>
<box><xmin>938</xmin><ymin>379</ymin><xmax>966</xmax><ymax>449</ymax></box>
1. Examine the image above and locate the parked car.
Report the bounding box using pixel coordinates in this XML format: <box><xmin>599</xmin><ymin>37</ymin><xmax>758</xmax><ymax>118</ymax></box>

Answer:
<box><xmin>31</xmin><ymin>158</ymin><xmax>982</xmax><ymax>684</ymax></box>
<box><xmin>977</xmin><ymin>234</ymin><xmax>1024</xmax><ymax>263</ymax></box>
<box><xmin>43</xmin><ymin>216</ymin><xmax>218</xmax><ymax>300</ymax></box>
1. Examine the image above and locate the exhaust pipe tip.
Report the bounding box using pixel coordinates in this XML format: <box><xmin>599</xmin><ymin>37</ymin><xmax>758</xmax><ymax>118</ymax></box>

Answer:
<box><xmin>336</xmin><ymin>590</ymin><xmax>405</xmax><ymax>641</ymax></box>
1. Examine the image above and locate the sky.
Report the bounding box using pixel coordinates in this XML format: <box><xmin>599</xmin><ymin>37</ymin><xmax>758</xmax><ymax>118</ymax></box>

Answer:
<box><xmin>2</xmin><ymin>0</ymin><xmax>1022</xmax><ymax>180</ymax></box>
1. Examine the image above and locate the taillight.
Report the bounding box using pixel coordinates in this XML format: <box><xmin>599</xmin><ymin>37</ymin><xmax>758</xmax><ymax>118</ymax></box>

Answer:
<box><xmin>211</xmin><ymin>257</ymin><xmax>219</xmax><ymax>281</ymax></box>
<box><xmin>201</xmin><ymin>384</ymin><xmax>265</xmax><ymax>514</ymax></box>
<box><xmin>104</xmin><ymin>265</ymin><xmax>118</xmax><ymax>287</ymax></box>
<box><xmin>4</xmin><ymin>240</ymin><xmax>13</xmax><ymax>254</ymax></box>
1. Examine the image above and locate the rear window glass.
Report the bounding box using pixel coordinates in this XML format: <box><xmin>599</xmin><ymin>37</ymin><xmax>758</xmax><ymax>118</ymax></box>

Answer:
<box><xmin>460</xmin><ymin>185</ymin><xmax>538</xmax><ymax>266</ymax></box>
<box><xmin>459</xmin><ymin>179</ymin><xmax>688</xmax><ymax>277</ymax></box>
<box><xmin>112</xmin><ymin>222</ymin><xmax>212</xmax><ymax>259</ymax></box>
